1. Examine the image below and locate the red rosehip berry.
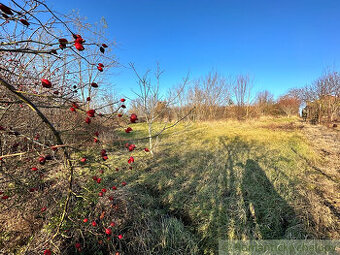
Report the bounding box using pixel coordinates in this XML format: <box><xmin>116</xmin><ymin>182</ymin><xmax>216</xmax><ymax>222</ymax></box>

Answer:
<box><xmin>0</xmin><ymin>3</ymin><xmax>13</xmax><ymax>15</ymax></box>
<box><xmin>44</xmin><ymin>249</ymin><xmax>52</xmax><ymax>255</ymax></box>
<box><xmin>74</xmin><ymin>42</ymin><xmax>84</xmax><ymax>51</ymax></box>
<box><xmin>75</xmin><ymin>243</ymin><xmax>81</xmax><ymax>251</ymax></box>
<box><xmin>20</xmin><ymin>19</ymin><xmax>29</xmax><ymax>26</ymax></box>
<box><xmin>127</xmin><ymin>157</ymin><xmax>134</xmax><ymax>164</ymax></box>
<box><xmin>128</xmin><ymin>144</ymin><xmax>136</xmax><ymax>151</ymax></box>
<box><xmin>85</xmin><ymin>117</ymin><xmax>91</xmax><ymax>124</ymax></box>
<box><xmin>41</xmin><ymin>79</ymin><xmax>52</xmax><ymax>88</ymax></box>
<box><xmin>75</xmin><ymin>37</ymin><xmax>84</xmax><ymax>44</ymax></box>
<box><xmin>125</xmin><ymin>127</ymin><xmax>132</xmax><ymax>133</ymax></box>
<box><xmin>39</xmin><ymin>156</ymin><xmax>46</xmax><ymax>165</ymax></box>
<box><xmin>130</xmin><ymin>113</ymin><xmax>138</xmax><ymax>123</ymax></box>
<box><xmin>73</xmin><ymin>33</ymin><xmax>82</xmax><ymax>39</ymax></box>
<box><xmin>87</xmin><ymin>109</ymin><xmax>95</xmax><ymax>117</ymax></box>
<box><xmin>59</xmin><ymin>38</ymin><xmax>68</xmax><ymax>43</ymax></box>
<box><xmin>91</xmin><ymin>82</ymin><xmax>98</xmax><ymax>88</ymax></box>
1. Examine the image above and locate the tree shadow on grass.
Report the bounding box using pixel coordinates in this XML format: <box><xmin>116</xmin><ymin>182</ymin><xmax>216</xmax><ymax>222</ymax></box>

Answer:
<box><xmin>126</xmin><ymin>135</ymin><xmax>306</xmax><ymax>254</ymax></box>
<box><xmin>220</xmin><ymin>136</ymin><xmax>304</xmax><ymax>239</ymax></box>
<box><xmin>241</xmin><ymin>159</ymin><xmax>297</xmax><ymax>239</ymax></box>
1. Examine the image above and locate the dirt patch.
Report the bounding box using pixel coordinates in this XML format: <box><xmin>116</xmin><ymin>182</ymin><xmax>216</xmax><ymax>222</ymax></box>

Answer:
<box><xmin>298</xmin><ymin>121</ymin><xmax>340</xmax><ymax>238</ymax></box>
<box><xmin>301</xmin><ymin>123</ymin><xmax>340</xmax><ymax>180</ymax></box>
<box><xmin>261</xmin><ymin>122</ymin><xmax>305</xmax><ymax>131</ymax></box>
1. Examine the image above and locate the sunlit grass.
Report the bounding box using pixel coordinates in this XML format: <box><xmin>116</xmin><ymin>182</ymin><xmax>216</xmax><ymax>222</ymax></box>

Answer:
<box><xmin>84</xmin><ymin>117</ymin><xmax>325</xmax><ymax>254</ymax></box>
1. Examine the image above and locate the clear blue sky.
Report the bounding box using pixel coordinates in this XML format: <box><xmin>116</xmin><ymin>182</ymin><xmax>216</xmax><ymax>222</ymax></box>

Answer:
<box><xmin>52</xmin><ymin>0</ymin><xmax>340</xmax><ymax>99</ymax></box>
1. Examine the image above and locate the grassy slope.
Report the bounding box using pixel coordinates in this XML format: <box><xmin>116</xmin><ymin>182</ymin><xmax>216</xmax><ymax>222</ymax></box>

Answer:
<box><xmin>84</xmin><ymin>117</ymin><xmax>324</xmax><ymax>254</ymax></box>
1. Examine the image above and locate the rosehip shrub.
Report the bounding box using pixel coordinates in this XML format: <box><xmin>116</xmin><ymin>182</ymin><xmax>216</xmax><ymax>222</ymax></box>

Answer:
<box><xmin>0</xmin><ymin>1</ymin><xmax>145</xmax><ymax>254</ymax></box>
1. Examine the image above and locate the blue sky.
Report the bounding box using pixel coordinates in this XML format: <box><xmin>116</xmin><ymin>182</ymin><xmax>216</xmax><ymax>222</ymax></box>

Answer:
<box><xmin>52</xmin><ymin>0</ymin><xmax>340</xmax><ymax>99</ymax></box>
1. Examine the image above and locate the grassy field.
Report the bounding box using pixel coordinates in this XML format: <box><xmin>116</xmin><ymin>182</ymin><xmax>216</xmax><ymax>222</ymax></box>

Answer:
<box><xmin>76</xmin><ymin>117</ymin><xmax>337</xmax><ymax>254</ymax></box>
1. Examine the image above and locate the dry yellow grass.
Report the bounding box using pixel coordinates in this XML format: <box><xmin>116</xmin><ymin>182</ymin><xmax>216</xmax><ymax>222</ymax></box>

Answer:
<box><xmin>107</xmin><ymin>117</ymin><xmax>339</xmax><ymax>254</ymax></box>
<box><xmin>3</xmin><ymin>117</ymin><xmax>337</xmax><ymax>254</ymax></box>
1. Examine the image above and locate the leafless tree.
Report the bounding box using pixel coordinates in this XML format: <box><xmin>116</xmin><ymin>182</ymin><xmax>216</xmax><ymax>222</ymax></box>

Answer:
<box><xmin>255</xmin><ymin>90</ymin><xmax>274</xmax><ymax>115</ymax></box>
<box><xmin>187</xmin><ymin>72</ymin><xmax>231</xmax><ymax>120</ymax></box>
<box><xmin>130</xmin><ymin>63</ymin><xmax>190</xmax><ymax>154</ymax></box>
<box><xmin>232</xmin><ymin>74</ymin><xmax>253</xmax><ymax>119</ymax></box>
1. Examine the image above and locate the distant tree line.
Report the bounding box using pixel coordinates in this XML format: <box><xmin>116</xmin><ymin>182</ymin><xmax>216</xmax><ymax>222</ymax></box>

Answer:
<box><xmin>289</xmin><ymin>70</ymin><xmax>340</xmax><ymax>124</ymax></box>
<box><xmin>129</xmin><ymin>69</ymin><xmax>340</xmax><ymax>124</ymax></box>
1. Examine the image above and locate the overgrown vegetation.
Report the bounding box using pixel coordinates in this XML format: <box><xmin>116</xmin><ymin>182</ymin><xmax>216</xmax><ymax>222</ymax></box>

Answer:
<box><xmin>60</xmin><ymin>117</ymin><xmax>338</xmax><ymax>254</ymax></box>
<box><xmin>1</xmin><ymin>1</ymin><xmax>339</xmax><ymax>254</ymax></box>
